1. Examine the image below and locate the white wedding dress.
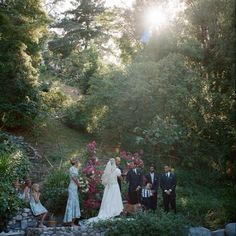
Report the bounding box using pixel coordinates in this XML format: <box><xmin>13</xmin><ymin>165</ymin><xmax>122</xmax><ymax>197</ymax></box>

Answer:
<box><xmin>88</xmin><ymin>159</ymin><xmax>123</xmax><ymax>223</ymax></box>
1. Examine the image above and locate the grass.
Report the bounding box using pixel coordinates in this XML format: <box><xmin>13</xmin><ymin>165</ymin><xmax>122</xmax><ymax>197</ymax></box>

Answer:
<box><xmin>15</xmin><ymin>118</ymin><xmax>92</xmax><ymax>169</ymax></box>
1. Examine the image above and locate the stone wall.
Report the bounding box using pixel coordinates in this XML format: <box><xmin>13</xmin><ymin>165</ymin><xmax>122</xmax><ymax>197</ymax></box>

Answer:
<box><xmin>6</xmin><ymin>208</ymin><xmax>37</xmax><ymax>232</ymax></box>
<box><xmin>26</xmin><ymin>226</ymin><xmax>105</xmax><ymax>236</ymax></box>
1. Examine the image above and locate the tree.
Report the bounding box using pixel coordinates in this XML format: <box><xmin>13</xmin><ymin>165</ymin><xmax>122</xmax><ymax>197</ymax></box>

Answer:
<box><xmin>49</xmin><ymin>0</ymin><xmax>105</xmax><ymax>57</ymax></box>
<box><xmin>0</xmin><ymin>0</ymin><xmax>48</xmax><ymax>128</ymax></box>
<box><xmin>71</xmin><ymin>0</ymin><xmax>235</xmax><ymax>173</ymax></box>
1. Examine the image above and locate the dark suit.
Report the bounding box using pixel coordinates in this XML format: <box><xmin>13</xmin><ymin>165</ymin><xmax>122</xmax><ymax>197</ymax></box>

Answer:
<box><xmin>145</xmin><ymin>172</ymin><xmax>159</xmax><ymax>210</ymax></box>
<box><xmin>117</xmin><ymin>166</ymin><xmax>123</xmax><ymax>191</ymax></box>
<box><xmin>126</xmin><ymin>168</ymin><xmax>143</xmax><ymax>204</ymax></box>
<box><xmin>160</xmin><ymin>172</ymin><xmax>177</xmax><ymax>213</ymax></box>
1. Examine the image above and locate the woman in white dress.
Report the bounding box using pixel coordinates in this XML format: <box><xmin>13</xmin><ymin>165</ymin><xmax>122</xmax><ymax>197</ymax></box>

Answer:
<box><xmin>63</xmin><ymin>158</ymin><xmax>81</xmax><ymax>226</ymax></box>
<box><xmin>89</xmin><ymin>158</ymin><xmax>123</xmax><ymax>222</ymax></box>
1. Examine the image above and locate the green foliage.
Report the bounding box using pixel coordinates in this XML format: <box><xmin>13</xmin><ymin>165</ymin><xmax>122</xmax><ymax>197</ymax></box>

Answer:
<box><xmin>94</xmin><ymin>211</ymin><xmax>190</xmax><ymax>236</ymax></box>
<box><xmin>41</xmin><ymin>169</ymin><xmax>68</xmax><ymax>215</ymax></box>
<box><xmin>49</xmin><ymin>0</ymin><xmax>105</xmax><ymax>57</ymax></box>
<box><xmin>177</xmin><ymin>169</ymin><xmax>236</xmax><ymax>229</ymax></box>
<box><xmin>41</xmin><ymin>86</ymin><xmax>69</xmax><ymax>114</ymax></box>
<box><xmin>58</xmin><ymin>47</ymin><xmax>101</xmax><ymax>94</ymax></box>
<box><xmin>0</xmin><ymin>133</ymin><xmax>30</xmax><ymax>231</ymax></box>
<box><xmin>0</xmin><ymin>0</ymin><xmax>48</xmax><ymax>128</ymax></box>
<box><xmin>69</xmin><ymin>0</ymin><xmax>235</xmax><ymax>175</ymax></box>
<box><xmin>63</xmin><ymin>102</ymin><xmax>92</xmax><ymax>132</ymax></box>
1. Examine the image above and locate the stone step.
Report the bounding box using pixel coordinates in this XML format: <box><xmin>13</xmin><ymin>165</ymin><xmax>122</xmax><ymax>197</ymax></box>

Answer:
<box><xmin>26</xmin><ymin>227</ymin><xmax>105</xmax><ymax>236</ymax></box>
<box><xmin>0</xmin><ymin>231</ymin><xmax>25</xmax><ymax>236</ymax></box>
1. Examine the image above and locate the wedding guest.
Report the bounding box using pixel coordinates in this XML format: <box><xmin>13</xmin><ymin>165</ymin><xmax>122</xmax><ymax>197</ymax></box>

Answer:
<box><xmin>30</xmin><ymin>183</ymin><xmax>48</xmax><ymax>228</ymax></box>
<box><xmin>145</xmin><ymin>164</ymin><xmax>159</xmax><ymax>210</ymax></box>
<box><xmin>126</xmin><ymin>161</ymin><xmax>143</xmax><ymax>205</ymax></box>
<box><xmin>141</xmin><ymin>181</ymin><xmax>152</xmax><ymax>212</ymax></box>
<box><xmin>21</xmin><ymin>178</ymin><xmax>32</xmax><ymax>202</ymax></box>
<box><xmin>63</xmin><ymin>158</ymin><xmax>81</xmax><ymax>226</ymax></box>
<box><xmin>14</xmin><ymin>179</ymin><xmax>23</xmax><ymax>198</ymax></box>
<box><xmin>160</xmin><ymin>164</ymin><xmax>177</xmax><ymax>213</ymax></box>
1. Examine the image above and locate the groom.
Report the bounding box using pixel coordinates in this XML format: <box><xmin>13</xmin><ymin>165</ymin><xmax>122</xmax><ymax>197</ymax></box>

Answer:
<box><xmin>126</xmin><ymin>161</ymin><xmax>143</xmax><ymax>205</ymax></box>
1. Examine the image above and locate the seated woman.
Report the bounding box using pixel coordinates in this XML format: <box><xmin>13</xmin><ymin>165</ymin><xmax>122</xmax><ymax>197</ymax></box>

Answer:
<box><xmin>30</xmin><ymin>183</ymin><xmax>48</xmax><ymax>228</ymax></box>
<box><xmin>20</xmin><ymin>178</ymin><xmax>32</xmax><ymax>202</ymax></box>
<box><xmin>13</xmin><ymin>179</ymin><xmax>24</xmax><ymax>199</ymax></box>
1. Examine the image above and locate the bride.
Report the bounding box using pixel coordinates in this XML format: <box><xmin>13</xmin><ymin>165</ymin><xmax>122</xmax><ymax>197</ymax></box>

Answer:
<box><xmin>88</xmin><ymin>158</ymin><xmax>123</xmax><ymax>222</ymax></box>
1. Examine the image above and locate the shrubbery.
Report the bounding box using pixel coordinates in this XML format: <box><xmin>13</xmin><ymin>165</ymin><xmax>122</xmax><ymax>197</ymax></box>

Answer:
<box><xmin>94</xmin><ymin>211</ymin><xmax>190</xmax><ymax>236</ymax></box>
<box><xmin>63</xmin><ymin>102</ymin><xmax>91</xmax><ymax>132</ymax></box>
<box><xmin>0</xmin><ymin>133</ymin><xmax>30</xmax><ymax>232</ymax></box>
<box><xmin>41</xmin><ymin>141</ymin><xmax>104</xmax><ymax>218</ymax></box>
<box><xmin>177</xmin><ymin>169</ymin><xmax>236</xmax><ymax>229</ymax></box>
<box><xmin>41</xmin><ymin>169</ymin><xmax>68</xmax><ymax>215</ymax></box>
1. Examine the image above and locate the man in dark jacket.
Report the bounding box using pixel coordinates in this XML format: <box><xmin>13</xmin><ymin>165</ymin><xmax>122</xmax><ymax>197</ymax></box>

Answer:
<box><xmin>126</xmin><ymin>161</ymin><xmax>143</xmax><ymax>204</ymax></box>
<box><xmin>160</xmin><ymin>164</ymin><xmax>177</xmax><ymax>213</ymax></box>
<box><xmin>145</xmin><ymin>164</ymin><xmax>159</xmax><ymax>210</ymax></box>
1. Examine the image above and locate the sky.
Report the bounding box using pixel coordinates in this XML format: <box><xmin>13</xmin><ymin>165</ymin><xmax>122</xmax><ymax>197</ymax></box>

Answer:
<box><xmin>45</xmin><ymin>0</ymin><xmax>135</xmax><ymax>16</ymax></box>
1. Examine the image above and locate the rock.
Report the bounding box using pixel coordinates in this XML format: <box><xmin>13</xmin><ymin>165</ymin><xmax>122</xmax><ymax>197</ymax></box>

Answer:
<box><xmin>22</xmin><ymin>213</ymin><xmax>28</xmax><ymax>217</ymax></box>
<box><xmin>212</xmin><ymin>229</ymin><xmax>225</xmax><ymax>236</ymax></box>
<box><xmin>27</xmin><ymin>221</ymin><xmax>37</xmax><ymax>228</ymax></box>
<box><xmin>23</xmin><ymin>208</ymin><xmax>31</xmax><ymax>213</ymax></box>
<box><xmin>21</xmin><ymin>219</ymin><xmax>28</xmax><ymax>230</ymax></box>
<box><xmin>188</xmin><ymin>226</ymin><xmax>211</xmax><ymax>236</ymax></box>
<box><xmin>225</xmin><ymin>223</ymin><xmax>236</xmax><ymax>236</ymax></box>
<box><xmin>15</xmin><ymin>215</ymin><xmax>22</xmax><ymax>221</ymax></box>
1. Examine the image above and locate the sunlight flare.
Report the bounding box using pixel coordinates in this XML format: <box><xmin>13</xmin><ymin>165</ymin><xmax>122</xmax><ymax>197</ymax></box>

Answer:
<box><xmin>146</xmin><ymin>7</ymin><xmax>168</xmax><ymax>28</ymax></box>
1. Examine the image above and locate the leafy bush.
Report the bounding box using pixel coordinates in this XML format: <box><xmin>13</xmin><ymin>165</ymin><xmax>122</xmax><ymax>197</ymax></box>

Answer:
<box><xmin>63</xmin><ymin>102</ymin><xmax>91</xmax><ymax>132</ymax></box>
<box><xmin>41</xmin><ymin>86</ymin><xmax>69</xmax><ymax>114</ymax></box>
<box><xmin>94</xmin><ymin>211</ymin><xmax>190</xmax><ymax>236</ymax></box>
<box><xmin>177</xmin><ymin>169</ymin><xmax>236</xmax><ymax>229</ymax></box>
<box><xmin>41</xmin><ymin>169</ymin><xmax>68</xmax><ymax>215</ymax></box>
<box><xmin>0</xmin><ymin>133</ymin><xmax>30</xmax><ymax>232</ymax></box>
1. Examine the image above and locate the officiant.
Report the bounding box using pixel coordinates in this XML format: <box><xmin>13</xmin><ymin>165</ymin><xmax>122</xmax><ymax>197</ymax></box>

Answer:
<box><xmin>115</xmin><ymin>156</ymin><xmax>123</xmax><ymax>191</ymax></box>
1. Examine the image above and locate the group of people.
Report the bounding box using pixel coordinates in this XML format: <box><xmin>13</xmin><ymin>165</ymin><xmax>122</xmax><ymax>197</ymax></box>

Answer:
<box><xmin>63</xmin><ymin>157</ymin><xmax>177</xmax><ymax>226</ymax></box>
<box><xmin>14</xmin><ymin>157</ymin><xmax>177</xmax><ymax>228</ymax></box>
<box><xmin>14</xmin><ymin>178</ymin><xmax>48</xmax><ymax>228</ymax></box>
<box><xmin>122</xmin><ymin>158</ymin><xmax>177</xmax><ymax>214</ymax></box>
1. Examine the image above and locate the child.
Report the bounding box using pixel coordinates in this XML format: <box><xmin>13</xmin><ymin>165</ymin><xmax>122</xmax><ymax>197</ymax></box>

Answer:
<box><xmin>141</xmin><ymin>182</ymin><xmax>152</xmax><ymax>212</ymax></box>
<box><xmin>20</xmin><ymin>178</ymin><xmax>32</xmax><ymax>202</ymax></box>
<box><xmin>30</xmin><ymin>183</ymin><xmax>48</xmax><ymax>228</ymax></box>
<box><xmin>14</xmin><ymin>179</ymin><xmax>24</xmax><ymax>199</ymax></box>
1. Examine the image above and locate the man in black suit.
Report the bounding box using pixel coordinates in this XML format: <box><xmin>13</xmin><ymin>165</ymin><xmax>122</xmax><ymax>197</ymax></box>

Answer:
<box><xmin>160</xmin><ymin>164</ymin><xmax>177</xmax><ymax>213</ymax></box>
<box><xmin>126</xmin><ymin>161</ymin><xmax>143</xmax><ymax>204</ymax></box>
<box><xmin>115</xmin><ymin>156</ymin><xmax>123</xmax><ymax>191</ymax></box>
<box><xmin>145</xmin><ymin>164</ymin><xmax>159</xmax><ymax>210</ymax></box>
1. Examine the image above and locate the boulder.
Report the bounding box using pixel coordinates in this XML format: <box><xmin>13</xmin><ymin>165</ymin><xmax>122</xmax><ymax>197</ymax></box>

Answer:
<box><xmin>225</xmin><ymin>223</ymin><xmax>236</xmax><ymax>236</ymax></box>
<box><xmin>188</xmin><ymin>226</ymin><xmax>211</xmax><ymax>236</ymax></box>
<box><xmin>212</xmin><ymin>229</ymin><xmax>225</xmax><ymax>236</ymax></box>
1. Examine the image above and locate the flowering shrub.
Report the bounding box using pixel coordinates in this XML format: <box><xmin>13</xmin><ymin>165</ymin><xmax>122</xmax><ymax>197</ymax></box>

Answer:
<box><xmin>78</xmin><ymin>177</ymin><xmax>89</xmax><ymax>194</ymax></box>
<box><xmin>81</xmin><ymin>141</ymin><xmax>104</xmax><ymax>217</ymax></box>
<box><xmin>80</xmin><ymin>142</ymin><xmax>145</xmax><ymax>218</ymax></box>
<box><xmin>86</xmin><ymin>140</ymin><xmax>97</xmax><ymax>155</ymax></box>
<box><xmin>119</xmin><ymin>149</ymin><xmax>144</xmax><ymax>170</ymax></box>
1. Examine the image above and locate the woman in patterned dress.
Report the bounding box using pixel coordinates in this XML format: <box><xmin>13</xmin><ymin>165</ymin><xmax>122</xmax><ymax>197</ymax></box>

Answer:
<box><xmin>63</xmin><ymin>158</ymin><xmax>81</xmax><ymax>226</ymax></box>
